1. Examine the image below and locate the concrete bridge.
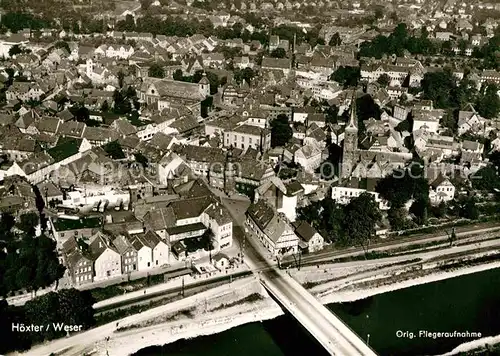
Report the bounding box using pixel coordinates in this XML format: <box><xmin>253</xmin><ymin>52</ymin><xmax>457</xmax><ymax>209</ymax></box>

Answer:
<box><xmin>260</xmin><ymin>268</ymin><xmax>378</xmax><ymax>356</ymax></box>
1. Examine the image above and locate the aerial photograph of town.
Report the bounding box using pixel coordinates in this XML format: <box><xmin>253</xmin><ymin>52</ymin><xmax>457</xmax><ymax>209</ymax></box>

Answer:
<box><xmin>0</xmin><ymin>0</ymin><xmax>498</xmax><ymax>355</ymax></box>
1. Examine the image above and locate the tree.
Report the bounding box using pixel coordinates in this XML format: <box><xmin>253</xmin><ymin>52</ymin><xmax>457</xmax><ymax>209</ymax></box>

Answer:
<box><xmin>477</xmin><ymin>84</ymin><xmax>500</xmax><ymax>119</ymax></box>
<box><xmin>374</xmin><ymin>6</ymin><xmax>384</xmax><ymax>20</ymax></box>
<box><xmin>54</xmin><ymin>40</ymin><xmax>70</xmax><ymax>53</ymax></box>
<box><xmin>134</xmin><ymin>152</ymin><xmax>149</xmax><ymax>168</ymax></box>
<box><xmin>328</xmin><ymin>32</ymin><xmax>341</xmax><ymax>47</ymax></box>
<box><xmin>330</xmin><ymin>66</ymin><xmax>361</xmax><ymax>88</ymax></box>
<box><xmin>440</xmin><ymin>110</ymin><xmax>458</xmax><ymax>134</ymax></box>
<box><xmin>270</xmin><ymin>114</ymin><xmax>293</xmax><ymax>147</ymax></box>
<box><xmin>2</xmin><ymin>234</ymin><xmax>65</xmax><ymax>294</ymax></box>
<box><xmin>421</xmin><ymin>69</ymin><xmax>457</xmax><ymax>109</ymax></box>
<box><xmin>410</xmin><ymin>197</ymin><xmax>429</xmax><ymax>225</ymax></box>
<box><xmin>234</xmin><ymin>67</ymin><xmax>256</xmax><ymax>85</ymax></box>
<box><xmin>0</xmin><ymin>300</ymin><xmax>31</xmax><ymax>353</ymax></box>
<box><xmin>270</xmin><ymin>47</ymin><xmax>286</xmax><ymax>58</ymax></box>
<box><xmin>115</xmin><ymin>14</ymin><xmax>135</xmax><ymax>32</ymax></box>
<box><xmin>388</xmin><ymin>207</ymin><xmax>413</xmax><ymax>231</ymax></box>
<box><xmin>100</xmin><ymin>100</ymin><xmax>109</xmax><ymax>112</ymax></box>
<box><xmin>376</xmin><ymin>73</ymin><xmax>391</xmax><ymax>87</ymax></box>
<box><xmin>104</xmin><ymin>141</ymin><xmax>125</xmax><ymax>160</ymax></box>
<box><xmin>117</xmin><ymin>71</ymin><xmax>125</xmax><ymax>88</ymax></box>
<box><xmin>471</xmin><ymin>165</ymin><xmax>500</xmax><ymax>191</ymax></box>
<box><xmin>24</xmin><ymin>289</ymin><xmax>95</xmax><ymax>343</ymax></box>
<box><xmin>173</xmin><ymin>69</ymin><xmax>183</xmax><ymax>81</ymax></box>
<box><xmin>456</xmin><ymin>196</ymin><xmax>479</xmax><ymax>220</ymax></box>
<box><xmin>17</xmin><ymin>212</ymin><xmax>39</xmax><ymax>235</ymax></box>
<box><xmin>342</xmin><ymin>193</ymin><xmax>382</xmax><ymax>253</ymax></box>
<box><xmin>297</xmin><ymin>198</ymin><xmax>344</xmax><ymax>242</ymax></box>
<box><xmin>148</xmin><ymin>63</ymin><xmax>165</xmax><ymax>78</ymax></box>
<box><xmin>74</xmin><ymin>105</ymin><xmax>90</xmax><ymax>124</ymax></box>
<box><xmin>8</xmin><ymin>44</ymin><xmax>23</xmax><ymax>57</ymax></box>
<box><xmin>113</xmin><ymin>90</ymin><xmax>132</xmax><ymax>115</ymax></box>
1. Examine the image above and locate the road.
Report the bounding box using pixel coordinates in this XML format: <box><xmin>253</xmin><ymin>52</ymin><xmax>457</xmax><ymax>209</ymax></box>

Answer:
<box><xmin>218</xmin><ymin>195</ymin><xmax>377</xmax><ymax>355</ymax></box>
<box><xmin>261</xmin><ymin>267</ymin><xmax>377</xmax><ymax>356</ymax></box>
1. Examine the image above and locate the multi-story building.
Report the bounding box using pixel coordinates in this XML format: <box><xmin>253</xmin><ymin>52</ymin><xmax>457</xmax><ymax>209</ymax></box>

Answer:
<box><xmin>223</xmin><ymin>124</ymin><xmax>271</xmax><ymax>152</ymax></box>
<box><xmin>246</xmin><ymin>200</ymin><xmax>299</xmax><ymax>257</ymax></box>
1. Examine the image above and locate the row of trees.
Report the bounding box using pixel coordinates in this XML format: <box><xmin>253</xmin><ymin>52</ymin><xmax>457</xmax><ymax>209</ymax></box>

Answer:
<box><xmin>0</xmin><ymin>289</ymin><xmax>96</xmax><ymax>354</ymax></box>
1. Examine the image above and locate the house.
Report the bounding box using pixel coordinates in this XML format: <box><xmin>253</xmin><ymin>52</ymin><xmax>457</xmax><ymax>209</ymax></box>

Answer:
<box><xmin>331</xmin><ymin>179</ymin><xmax>389</xmax><ymax>210</ymax></box>
<box><xmin>293</xmin><ymin>221</ymin><xmax>325</xmax><ymax>253</ymax></box>
<box><xmin>37</xmin><ymin>180</ymin><xmax>64</xmax><ymax>207</ymax></box>
<box><xmin>458</xmin><ymin>109</ymin><xmax>486</xmax><ymax>136</ymax></box>
<box><xmin>213</xmin><ymin>254</ymin><xmax>230</xmax><ymax>269</ymax></box>
<box><xmin>429</xmin><ymin>175</ymin><xmax>455</xmax><ymax>204</ymax></box>
<box><xmin>294</xmin><ymin>144</ymin><xmax>322</xmax><ymax>173</ymax></box>
<box><xmin>0</xmin><ymin>33</ymin><xmax>29</xmax><ymax>58</ymax></box>
<box><xmin>139</xmin><ymin>230</ymin><xmax>169</xmax><ymax>268</ymax></box>
<box><xmin>254</xmin><ymin>177</ymin><xmax>303</xmax><ymax>222</ymax></box>
<box><xmin>113</xmin><ymin>234</ymin><xmax>138</xmax><ymax>273</ymax></box>
<box><xmin>261</xmin><ymin>57</ymin><xmax>292</xmax><ymax>76</ymax></box>
<box><xmin>62</xmin><ymin>236</ymin><xmax>94</xmax><ymax>286</ymax></box>
<box><xmin>6</xmin><ymin>82</ymin><xmax>45</xmax><ymax>101</ymax></box>
<box><xmin>90</xmin><ymin>232</ymin><xmax>122</xmax><ymax>281</ymax></box>
<box><xmin>246</xmin><ymin>200</ymin><xmax>299</xmax><ymax>257</ymax></box>
<box><xmin>137</xmin><ymin>76</ymin><xmax>210</xmax><ymax>116</ymax></box>
<box><xmin>223</xmin><ymin>124</ymin><xmax>271</xmax><ymax>152</ymax></box>
<box><xmin>142</xmin><ymin>194</ymin><xmax>233</xmax><ymax>259</ymax></box>
<box><xmin>412</xmin><ymin>109</ymin><xmax>441</xmax><ymax>134</ymax></box>
<box><xmin>50</xmin><ymin>216</ymin><xmax>102</xmax><ymax>245</ymax></box>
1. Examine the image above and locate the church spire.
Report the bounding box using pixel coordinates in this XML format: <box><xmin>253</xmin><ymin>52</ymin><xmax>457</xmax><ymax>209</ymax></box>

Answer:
<box><xmin>346</xmin><ymin>90</ymin><xmax>358</xmax><ymax>132</ymax></box>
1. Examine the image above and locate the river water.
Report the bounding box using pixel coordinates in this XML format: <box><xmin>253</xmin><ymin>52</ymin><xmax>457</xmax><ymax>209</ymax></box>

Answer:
<box><xmin>134</xmin><ymin>267</ymin><xmax>500</xmax><ymax>356</ymax></box>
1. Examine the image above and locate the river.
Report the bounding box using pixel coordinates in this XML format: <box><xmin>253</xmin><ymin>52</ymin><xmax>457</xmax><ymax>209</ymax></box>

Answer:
<box><xmin>133</xmin><ymin>267</ymin><xmax>500</xmax><ymax>356</ymax></box>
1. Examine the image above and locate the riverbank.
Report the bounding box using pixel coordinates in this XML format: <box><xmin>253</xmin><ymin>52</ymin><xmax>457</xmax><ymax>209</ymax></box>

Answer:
<box><xmin>17</xmin><ymin>277</ymin><xmax>284</xmax><ymax>356</ymax></box>
<box><xmin>17</xmin><ymin>253</ymin><xmax>500</xmax><ymax>356</ymax></box>
<box><xmin>314</xmin><ymin>259</ymin><xmax>500</xmax><ymax>304</ymax></box>
<box><xmin>437</xmin><ymin>336</ymin><xmax>500</xmax><ymax>356</ymax></box>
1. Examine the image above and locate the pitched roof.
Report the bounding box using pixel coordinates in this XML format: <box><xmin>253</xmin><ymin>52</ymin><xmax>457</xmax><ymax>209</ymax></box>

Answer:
<box><xmin>294</xmin><ymin>221</ymin><xmax>319</xmax><ymax>242</ymax></box>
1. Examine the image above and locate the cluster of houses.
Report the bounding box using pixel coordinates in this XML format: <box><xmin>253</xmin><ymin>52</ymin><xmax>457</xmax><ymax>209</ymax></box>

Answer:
<box><xmin>0</xmin><ymin>2</ymin><xmax>497</xmax><ymax>279</ymax></box>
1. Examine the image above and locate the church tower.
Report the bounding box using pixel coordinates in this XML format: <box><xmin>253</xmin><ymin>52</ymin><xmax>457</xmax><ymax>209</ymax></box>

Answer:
<box><xmin>198</xmin><ymin>72</ymin><xmax>210</xmax><ymax>99</ymax></box>
<box><xmin>224</xmin><ymin>145</ymin><xmax>236</xmax><ymax>195</ymax></box>
<box><xmin>341</xmin><ymin>92</ymin><xmax>358</xmax><ymax>179</ymax></box>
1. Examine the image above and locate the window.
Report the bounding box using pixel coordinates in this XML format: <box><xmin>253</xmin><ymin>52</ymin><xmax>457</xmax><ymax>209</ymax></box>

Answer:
<box><xmin>147</xmin><ymin>262</ymin><xmax>150</xmax><ymax>267</ymax></box>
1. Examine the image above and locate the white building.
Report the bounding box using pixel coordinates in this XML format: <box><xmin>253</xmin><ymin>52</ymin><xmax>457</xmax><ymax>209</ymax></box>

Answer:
<box><xmin>429</xmin><ymin>176</ymin><xmax>455</xmax><ymax>204</ymax></box>
<box><xmin>331</xmin><ymin>185</ymin><xmax>389</xmax><ymax>210</ymax></box>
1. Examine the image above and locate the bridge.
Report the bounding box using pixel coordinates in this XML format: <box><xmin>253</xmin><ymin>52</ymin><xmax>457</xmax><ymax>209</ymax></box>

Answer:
<box><xmin>259</xmin><ymin>267</ymin><xmax>378</xmax><ymax>356</ymax></box>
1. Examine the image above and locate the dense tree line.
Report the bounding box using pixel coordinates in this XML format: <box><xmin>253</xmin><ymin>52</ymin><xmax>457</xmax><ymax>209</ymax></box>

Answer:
<box><xmin>0</xmin><ymin>289</ymin><xmax>96</xmax><ymax>354</ymax></box>
<box><xmin>376</xmin><ymin>162</ymin><xmax>430</xmax><ymax>229</ymax></box>
<box><xmin>421</xmin><ymin>69</ymin><xmax>500</xmax><ymax>119</ymax></box>
<box><xmin>359</xmin><ymin>24</ymin><xmax>438</xmax><ymax>58</ymax></box>
<box><xmin>330</xmin><ymin>66</ymin><xmax>361</xmax><ymax>88</ymax></box>
<box><xmin>297</xmin><ymin>193</ymin><xmax>382</xmax><ymax>250</ymax></box>
<box><xmin>0</xmin><ymin>213</ymin><xmax>65</xmax><ymax>297</ymax></box>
